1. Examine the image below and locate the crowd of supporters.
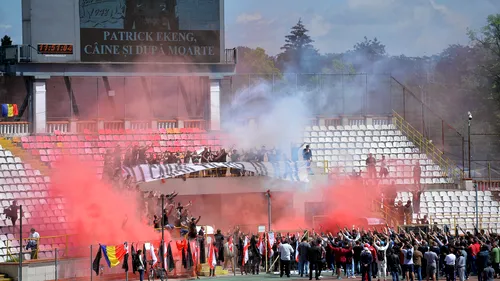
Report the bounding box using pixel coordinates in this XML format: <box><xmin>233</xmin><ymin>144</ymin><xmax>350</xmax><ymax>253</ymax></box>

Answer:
<box><xmin>205</xmin><ymin>225</ymin><xmax>500</xmax><ymax>281</ymax></box>
<box><xmin>100</xmin><ymin>143</ymin><xmax>316</xmax><ymax>182</ymax></box>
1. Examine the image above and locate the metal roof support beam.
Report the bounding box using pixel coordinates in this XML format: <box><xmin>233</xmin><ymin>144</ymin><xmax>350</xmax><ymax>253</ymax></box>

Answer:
<box><xmin>63</xmin><ymin>76</ymin><xmax>80</xmax><ymax>118</ymax></box>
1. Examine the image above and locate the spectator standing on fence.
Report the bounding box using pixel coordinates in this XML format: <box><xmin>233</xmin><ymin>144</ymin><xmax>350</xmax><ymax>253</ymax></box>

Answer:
<box><xmin>302</xmin><ymin>145</ymin><xmax>314</xmax><ymax>175</ymax></box>
<box><xmin>404</xmin><ymin>200</ymin><xmax>413</xmax><ymax>225</ymax></box>
<box><xmin>4</xmin><ymin>200</ymin><xmax>18</xmax><ymax>227</ymax></box>
<box><xmin>27</xmin><ymin>228</ymin><xmax>40</xmax><ymax>259</ymax></box>
<box><xmin>379</xmin><ymin>155</ymin><xmax>389</xmax><ymax>178</ymax></box>
<box><xmin>413</xmin><ymin>162</ymin><xmax>421</xmax><ymax>189</ymax></box>
<box><xmin>366</xmin><ymin>154</ymin><xmax>377</xmax><ymax>178</ymax></box>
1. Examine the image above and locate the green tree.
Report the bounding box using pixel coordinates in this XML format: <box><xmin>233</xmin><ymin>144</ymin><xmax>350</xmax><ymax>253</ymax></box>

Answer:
<box><xmin>468</xmin><ymin>14</ymin><xmax>500</xmax><ymax>109</ymax></box>
<box><xmin>352</xmin><ymin>36</ymin><xmax>386</xmax><ymax>61</ymax></box>
<box><xmin>1</xmin><ymin>35</ymin><xmax>12</xmax><ymax>46</ymax></box>
<box><xmin>231</xmin><ymin>46</ymin><xmax>282</xmax><ymax>93</ymax></box>
<box><xmin>321</xmin><ymin>56</ymin><xmax>356</xmax><ymax>74</ymax></box>
<box><xmin>277</xmin><ymin>19</ymin><xmax>320</xmax><ymax>73</ymax></box>
<box><xmin>235</xmin><ymin>46</ymin><xmax>281</xmax><ymax>76</ymax></box>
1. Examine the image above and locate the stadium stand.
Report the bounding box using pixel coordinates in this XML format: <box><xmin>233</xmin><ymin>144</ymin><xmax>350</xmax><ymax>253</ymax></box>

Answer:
<box><xmin>0</xmin><ymin>139</ymin><xmax>69</xmax><ymax>262</ymax></box>
<box><xmin>304</xmin><ymin>123</ymin><xmax>453</xmax><ymax>185</ymax></box>
<box><xmin>13</xmin><ymin>128</ymin><xmax>224</xmax><ymax>177</ymax></box>
<box><xmin>0</xmin><ymin>115</ymin><xmax>498</xmax><ymax>261</ymax></box>
<box><xmin>397</xmin><ymin>190</ymin><xmax>500</xmax><ymax>233</ymax></box>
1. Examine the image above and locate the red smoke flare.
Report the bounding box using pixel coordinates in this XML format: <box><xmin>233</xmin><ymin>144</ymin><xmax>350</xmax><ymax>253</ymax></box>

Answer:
<box><xmin>319</xmin><ymin>178</ymin><xmax>381</xmax><ymax>231</ymax></box>
<box><xmin>49</xmin><ymin>157</ymin><xmax>164</xmax><ymax>246</ymax></box>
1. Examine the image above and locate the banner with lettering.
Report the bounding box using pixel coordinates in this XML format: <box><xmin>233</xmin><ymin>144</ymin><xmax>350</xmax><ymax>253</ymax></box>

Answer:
<box><xmin>123</xmin><ymin>161</ymin><xmax>310</xmax><ymax>183</ymax></box>
<box><xmin>79</xmin><ymin>0</ymin><xmax>221</xmax><ymax>63</ymax></box>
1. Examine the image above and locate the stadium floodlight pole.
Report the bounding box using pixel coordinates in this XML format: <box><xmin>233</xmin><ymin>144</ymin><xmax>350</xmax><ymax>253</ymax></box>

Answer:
<box><xmin>468</xmin><ymin>112</ymin><xmax>479</xmax><ymax>232</ymax></box>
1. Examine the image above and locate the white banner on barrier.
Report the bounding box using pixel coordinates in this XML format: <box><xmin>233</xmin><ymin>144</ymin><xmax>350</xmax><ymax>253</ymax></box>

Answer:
<box><xmin>123</xmin><ymin>161</ymin><xmax>310</xmax><ymax>183</ymax></box>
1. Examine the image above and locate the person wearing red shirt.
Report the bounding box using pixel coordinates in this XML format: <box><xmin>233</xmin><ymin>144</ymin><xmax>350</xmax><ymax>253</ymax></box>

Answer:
<box><xmin>366</xmin><ymin>243</ymin><xmax>379</xmax><ymax>279</ymax></box>
<box><xmin>330</xmin><ymin>243</ymin><xmax>353</xmax><ymax>279</ymax></box>
<box><xmin>468</xmin><ymin>239</ymin><xmax>481</xmax><ymax>276</ymax></box>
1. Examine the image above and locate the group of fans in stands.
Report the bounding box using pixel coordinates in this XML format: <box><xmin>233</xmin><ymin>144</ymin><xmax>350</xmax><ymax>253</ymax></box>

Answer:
<box><xmin>101</xmin><ymin>142</ymin><xmax>316</xmax><ymax>182</ymax></box>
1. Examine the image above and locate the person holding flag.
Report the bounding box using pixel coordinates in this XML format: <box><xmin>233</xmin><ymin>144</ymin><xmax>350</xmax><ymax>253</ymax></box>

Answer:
<box><xmin>223</xmin><ymin>236</ymin><xmax>235</xmax><ymax>270</ymax></box>
<box><xmin>208</xmin><ymin>241</ymin><xmax>218</xmax><ymax>277</ymax></box>
<box><xmin>239</xmin><ymin>235</ymin><xmax>249</xmax><ymax>275</ymax></box>
<box><xmin>249</xmin><ymin>235</ymin><xmax>262</xmax><ymax>275</ymax></box>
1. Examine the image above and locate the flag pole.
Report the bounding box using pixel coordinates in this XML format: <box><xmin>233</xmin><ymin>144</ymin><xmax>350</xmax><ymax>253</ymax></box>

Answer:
<box><xmin>90</xmin><ymin>245</ymin><xmax>93</xmax><ymax>281</ymax></box>
<box><xmin>161</xmin><ymin>194</ymin><xmax>165</xmax><ymax>269</ymax></box>
<box><xmin>125</xmin><ymin>241</ymin><xmax>128</xmax><ymax>281</ymax></box>
<box><xmin>265</xmin><ymin>232</ymin><xmax>268</xmax><ymax>274</ymax></box>
<box><xmin>19</xmin><ymin>205</ymin><xmax>23</xmax><ymax>281</ymax></box>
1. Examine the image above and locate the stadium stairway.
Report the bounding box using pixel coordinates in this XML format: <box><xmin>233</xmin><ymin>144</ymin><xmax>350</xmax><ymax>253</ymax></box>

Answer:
<box><xmin>393</xmin><ymin>112</ymin><xmax>461</xmax><ymax>185</ymax></box>
<box><xmin>304</xmin><ymin>123</ymin><xmax>455</xmax><ymax>187</ymax></box>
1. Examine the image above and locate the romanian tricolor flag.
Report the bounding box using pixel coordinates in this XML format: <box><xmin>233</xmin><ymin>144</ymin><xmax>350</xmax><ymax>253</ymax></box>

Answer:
<box><xmin>100</xmin><ymin>244</ymin><xmax>127</xmax><ymax>268</ymax></box>
<box><xmin>1</xmin><ymin>104</ymin><xmax>18</xmax><ymax>118</ymax></box>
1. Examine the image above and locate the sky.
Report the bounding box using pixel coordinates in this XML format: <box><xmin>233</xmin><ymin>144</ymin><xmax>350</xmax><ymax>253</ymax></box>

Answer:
<box><xmin>1</xmin><ymin>0</ymin><xmax>498</xmax><ymax>57</ymax></box>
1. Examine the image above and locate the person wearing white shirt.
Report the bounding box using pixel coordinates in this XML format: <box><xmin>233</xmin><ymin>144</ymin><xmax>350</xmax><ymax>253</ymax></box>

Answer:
<box><xmin>401</xmin><ymin>244</ymin><xmax>415</xmax><ymax>281</ymax></box>
<box><xmin>444</xmin><ymin>250</ymin><xmax>456</xmax><ymax>281</ymax></box>
<box><xmin>374</xmin><ymin>238</ymin><xmax>390</xmax><ymax>281</ymax></box>
<box><xmin>27</xmin><ymin>228</ymin><xmax>40</xmax><ymax>259</ymax></box>
<box><xmin>278</xmin><ymin>240</ymin><xmax>294</xmax><ymax>278</ymax></box>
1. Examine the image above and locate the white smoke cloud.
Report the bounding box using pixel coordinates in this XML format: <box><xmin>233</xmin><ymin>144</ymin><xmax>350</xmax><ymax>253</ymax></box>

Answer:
<box><xmin>221</xmin><ymin>79</ymin><xmax>311</xmax><ymax>154</ymax></box>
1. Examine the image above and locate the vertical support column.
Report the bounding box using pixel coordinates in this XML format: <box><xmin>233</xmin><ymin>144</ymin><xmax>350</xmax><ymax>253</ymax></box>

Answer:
<box><xmin>209</xmin><ymin>80</ymin><xmax>221</xmax><ymax>131</ymax></box>
<box><xmin>124</xmin><ymin>119</ymin><xmax>131</xmax><ymax>130</ymax></box>
<box><xmin>69</xmin><ymin>118</ymin><xmax>78</xmax><ymax>133</ymax></box>
<box><xmin>32</xmin><ymin>79</ymin><xmax>47</xmax><ymax>134</ymax></box>
<box><xmin>177</xmin><ymin>119</ymin><xmax>184</xmax><ymax>128</ymax></box>
<box><xmin>341</xmin><ymin>116</ymin><xmax>349</xmax><ymax>126</ymax></box>
<box><xmin>318</xmin><ymin>117</ymin><xmax>326</xmax><ymax>126</ymax></box>
<box><xmin>365</xmin><ymin>116</ymin><xmax>373</xmax><ymax>126</ymax></box>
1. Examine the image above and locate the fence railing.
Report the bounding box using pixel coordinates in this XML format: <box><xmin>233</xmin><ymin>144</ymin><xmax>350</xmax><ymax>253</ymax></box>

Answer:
<box><xmin>393</xmin><ymin>111</ymin><xmax>462</xmax><ymax>182</ymax></box>
<box><xmin>4</xmin><ymin>237</ymin><xmax>203</xmax><ymax>280</ymax></box>
<box><xmin>0</xmin><ymin>119</ymin><xmax>209</xmax><ymax>136</ymax></box>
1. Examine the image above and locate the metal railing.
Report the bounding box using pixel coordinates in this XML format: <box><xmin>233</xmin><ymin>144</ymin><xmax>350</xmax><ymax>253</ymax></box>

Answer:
<box><xmin>5</xmin><ymin>234</ymin><xmax>72</xmax><ymax>262</ymax></box>
<box><xmin>0</xmin><ymin>45</ymin><xmax>32</xmax><ymax>64</ymax></box>
<box><xmin>4</xmin><ymin>238</ymin><xmax>202</xmax><ymax>280</ymax></box>
<box><xmin>393</xmin><ymin>111</ymin><xmax>462</xmax><ymax>182</ymax></box>
<box><xmin>224</xmin><ymin>48</ymin><xmax>237</xmax><ymax>64</ymax></box>
<box><xmin>0</xmin><ymin>119</ymin><xmax>210</xmax><ymax>136</ymax></box>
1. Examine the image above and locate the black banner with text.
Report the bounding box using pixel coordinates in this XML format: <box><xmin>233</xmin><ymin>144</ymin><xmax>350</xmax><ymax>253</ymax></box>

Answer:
<box><xmin>79</xmin><ymin>0</ymin><xmax>221</xmax><ymax>63</ymax></box>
